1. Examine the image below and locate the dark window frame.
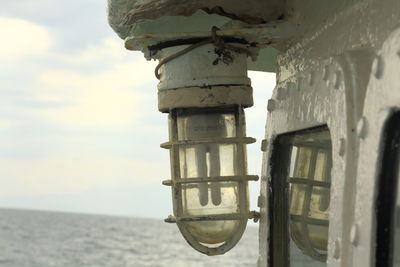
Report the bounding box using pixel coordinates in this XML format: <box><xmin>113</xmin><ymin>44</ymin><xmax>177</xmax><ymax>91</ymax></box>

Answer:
<box><xmin>375</xmin><ymin>110</ymin><xmax>400</xmax><ymax>267</ymax></box>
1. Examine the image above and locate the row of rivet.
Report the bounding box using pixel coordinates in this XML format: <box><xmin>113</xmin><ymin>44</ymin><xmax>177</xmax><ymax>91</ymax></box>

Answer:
<box><xmin>330</xmin><ymin>51</ymin><xmax>388</xmax><ymax>260</ymax></box>
<box><xmin>261</xmin><ymin>49</ymin><xmax>399</xmax><ymax>261</ymax></box>
<box><xmin>263</xmin><ymin>61</ymin><xmax>358</xmax><ymax>261</ymax></box>
<box><xmin>267</xmin><ymin>63</ymin><xmax>343</xmax><ymax>113</ymax></box>
<box><xmin>267</xmin><ymin>49</ymin><xmax>396</xmax><ymax>151</ymax></box>
<box><xmin>372</xmin><ymin>54</ymin><xmax>384</xmax><ymax>79</ymax></box>
<box><xmin>343</xmin><ymin>52</ymin><xmax>390</xmax><ymax>258</ymax></box>
<box><xmin>347</xmin><ymin>50</ymin><xmax>400</xmax><ymax>257</ymax></box>
<box><xmin>344</xmin><ymin>50</ymin><xmax>400</xmax><ymax>260</ymax></box>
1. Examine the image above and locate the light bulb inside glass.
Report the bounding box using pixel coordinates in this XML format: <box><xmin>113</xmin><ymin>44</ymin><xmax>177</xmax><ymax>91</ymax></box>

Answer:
<box><xmin>174</xmin><ymin>108</ymin><xmax>247</xmax><ymax>244</ymax></box>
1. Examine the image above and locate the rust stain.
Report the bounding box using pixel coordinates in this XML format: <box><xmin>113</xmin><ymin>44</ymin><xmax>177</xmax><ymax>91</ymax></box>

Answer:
<box><xmin>201</xmin><ymin>6</ymin><xmax>266</xmax><ymax>24</ymax></box>
<box><xmin>122</xmin><ymin>1</ymin><xmax>273</xmax><ymax>25</ymax></box>
<box><xmin>141</xmin><ymin>34</ymin><xmax>155</xmax><ymax>38</ymax></box>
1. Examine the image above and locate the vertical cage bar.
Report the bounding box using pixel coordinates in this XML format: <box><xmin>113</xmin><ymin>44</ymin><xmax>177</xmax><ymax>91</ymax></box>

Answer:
<box><xmin>169</xmin><ymin>110</ymin><xmax>183</xmax><ymax>219</ymax></box>
<box><xmin>236</xmin><ymin>105</ymin><xmax>248</xmax><ymax>216</ymax></box>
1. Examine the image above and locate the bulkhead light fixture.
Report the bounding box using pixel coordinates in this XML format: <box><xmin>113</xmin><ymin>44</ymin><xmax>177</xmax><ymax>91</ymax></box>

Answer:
<box><xmin>154</xmin><ymin>30</ymin><xmax>260</xmax><ymax>255</ymax></box>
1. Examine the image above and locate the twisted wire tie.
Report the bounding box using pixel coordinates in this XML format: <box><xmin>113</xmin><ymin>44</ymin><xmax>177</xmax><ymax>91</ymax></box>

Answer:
<box><xmin>154</xmin><ymin>26</ymin><xmax>250</xmax><ymax>80</ymax></box>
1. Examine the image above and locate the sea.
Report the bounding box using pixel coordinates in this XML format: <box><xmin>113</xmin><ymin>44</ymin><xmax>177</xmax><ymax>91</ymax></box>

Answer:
<box><xmin>0</xmin><ymin>208</ymin><xmax>259</xmax><ymax>267</ymax></box>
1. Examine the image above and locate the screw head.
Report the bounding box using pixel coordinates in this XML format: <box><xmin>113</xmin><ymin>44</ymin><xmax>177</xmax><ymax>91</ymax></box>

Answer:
<box><xmin>338</xmin><ymin>138</ymin><xmax>346</xmax><ymax>156</ymax></box>
<box><xmin>257</xmin><ymin>196</ymin><xmax>264</xmax><ymax>208</ymax></box>
<box><xmin>267</xmin><ymin>99</ymin><xmax>276</xmax><ymax>112</ymax></box>
<box><xmin>372</xmin><ymin>55</ymin><xmax>384</xmax><ymax>79</ymax></box>
<box><xmin>357</xmin><ymin>117</ymin><xmax>368</xmax><ymax>139</ymax></box>
<box><xmin>350</xmin><ymin>224</ymin><xmax>359</xmax><ymax>246</ymax></box>
<box><xmin>261</xmin><ymin>139</ymin><xmax>268</xmax><ymax>152</ymax></box>
<box><xmin>333</xmin><ymin>239</ymin><xmax>341</xmax><ymax>259</ymax></box>
<box><xmin>334</xmin><ymin>70</ymin><xmax>342</xmax><ymax>89</ymax></box>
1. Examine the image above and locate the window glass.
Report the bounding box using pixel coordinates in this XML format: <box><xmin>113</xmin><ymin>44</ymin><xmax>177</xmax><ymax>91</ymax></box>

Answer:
<box><xmin>270</xmin><ymin>127</ymin><xmax>331</xmax><ymax>267</ymax></box>
<box><xmin>288</xmin><ymin>129</ymin><xmax>331</xmax><ymax>265</ymax></box>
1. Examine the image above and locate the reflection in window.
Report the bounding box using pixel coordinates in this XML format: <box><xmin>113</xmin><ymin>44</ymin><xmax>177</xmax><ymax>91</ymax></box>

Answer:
<box><xmin>270</xmin><ymin>127</ymin><xmax>331</xmax><ymax>267</ymax></box>
<box><xmin>288</xmin><ymin>130</ymin><xmax>331</xmax><ymax>264</ymax></box>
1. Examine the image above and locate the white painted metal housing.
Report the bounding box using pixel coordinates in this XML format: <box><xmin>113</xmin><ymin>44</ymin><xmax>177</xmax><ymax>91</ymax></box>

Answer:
<box><xmin>258</xmin><ymin>1</ymin><xmax>400</xmax><ymax>266</ymax></box>
<box><xmin>107</xmin><ymin>0</ymin><xmax>400</xmax><ymax>266</ymax></box>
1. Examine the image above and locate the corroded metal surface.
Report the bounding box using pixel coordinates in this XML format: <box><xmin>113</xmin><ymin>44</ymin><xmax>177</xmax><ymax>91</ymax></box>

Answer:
<box><xmin>154</xmin><ymin>43</ymin><xmax>251</xmax><ymax>90</ymax></box>
<box><xmin>162</xmin><ymin>175</ymin><xmax>259</xmax><ymax>186</ymax></box>
<box><xmin>164</xmin><ymin>212</ymin><xmax>258</xmax><ymax>223</ymax></box>
<box><xmin>106</xmin><ymin>0</ymin><xmax>400</xmax><ymax>265</ymax></box>
<box><xmin>124</xmin><ymin>22</ymin><xmax>294</xmax><ymax>52</ymax></box>
<box><xmin>160</xmin><ymin>137</ymin><xmax>256</xmax><ymax>149</ymax></box>
<box><xmin>108</xmin><ymin>0</ymin><xmax>286</xmax><ymax>37</ymax></box>
<box><xmin>352</xmin><ymin>28</ymin><xmax>400</xmax><ymax>267</ymax></box>
<box><xmin>154</xmin><ymin>42</ymin><xmax>254</xmax><ymax>112</ymax></box>
<box><xmin>157</xmin><ymin>85</ymin><xmax>253</xmax><ymax>112</ymax></box>
<box><xmin>259</xmin><ymin>55</ymin><xmax>370</xmax><ymax>267</ymax></box>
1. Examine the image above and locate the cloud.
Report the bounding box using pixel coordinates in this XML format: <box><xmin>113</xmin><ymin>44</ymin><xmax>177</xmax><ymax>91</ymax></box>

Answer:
<box><xmin>0</xmin><ymin>155</ymin><xmax>169</xmax><ymax>197</ymax></box>
<box><xmin>34</xmin><ymin>63</ymin><xmax>154</xmax><ymax>128</ymax></box>
<box><xmin>0</xmin><ymin>17</ymin><xmax>51</xmax><ymax>61</ymax></box>
<box><xmin>58</xmin><ymin>37</ymin><xmax>127</xmax><ymax>66</ymax></box>
<box><xmin>0</xmin><ymin>16</ymin><xmax>169</xmax><ymax>212</ymax></box>
<box><xmin>0</xmin><ymin>16</ymin><xmax>164</xmax><ymax>201</ymax></box>
<box><xmin>0</xmin><ymin>13</ymin><xmax>276</xmax><ymax>219</ymax></box>
<box><xmin>0</xmin><ymin>17</ymin><xmax>158</xmax><ymax>129</ymax></box>
<box><xmin>0</xmin><ymin>120</ymin><xmax>13</xmax><ymax>130</ymax></box>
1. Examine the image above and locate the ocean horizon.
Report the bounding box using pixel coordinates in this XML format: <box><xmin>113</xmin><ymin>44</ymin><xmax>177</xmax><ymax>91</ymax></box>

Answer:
<box><xmin>0</xmin><ymin>208</ymin><xmax>259</xmax><ymax>267</ymax></box>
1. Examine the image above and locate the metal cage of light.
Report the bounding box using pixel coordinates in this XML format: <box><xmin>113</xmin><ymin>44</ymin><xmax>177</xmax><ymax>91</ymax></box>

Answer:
<box><xmin>105</xmin><ymin>17</ymin><xmax>261</xmax><ymax>254</ymax></box>
<box><xmin>161</xmin><ymin>105</ymin><xmax>259</xmax><ymax>255</ymax></box>
<box><xmin>147</xmin><ymin>30</ymin><xmax>261</xmax><ymax>255</ymax></box>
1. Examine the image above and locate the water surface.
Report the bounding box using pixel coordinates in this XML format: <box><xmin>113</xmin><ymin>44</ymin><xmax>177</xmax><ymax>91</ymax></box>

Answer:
<box><xmin>0</xmin><ymin>208</ymin><xmax>258</xmax><ymax>267</ymax></box>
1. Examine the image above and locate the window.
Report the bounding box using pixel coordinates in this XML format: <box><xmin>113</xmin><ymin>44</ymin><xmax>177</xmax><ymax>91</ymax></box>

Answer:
<box><xmin>269</xmin><ymin>126</ymin><xmax>331</xmax><ymax>266</ymax></box>
<box><xmin>376</xmin><ymin>111</ymin><xmax>400</xmax><ymax>267</ymax></box>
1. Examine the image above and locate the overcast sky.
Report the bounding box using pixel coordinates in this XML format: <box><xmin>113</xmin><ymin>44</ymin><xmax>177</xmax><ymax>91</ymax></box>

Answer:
<box><xmin>0</xmin><ymin>1</ymin><xmax>275</xmax><ymax>218</ymax></box>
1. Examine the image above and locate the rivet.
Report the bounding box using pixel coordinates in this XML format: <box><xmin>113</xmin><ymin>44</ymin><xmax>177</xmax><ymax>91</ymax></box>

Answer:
<box><xmin>257</xmin><ymin>196</ymin><xmax>264</xmax><ymax>208</ymax></box>
<box><xmin>333</xmin><ymin>239</ymin><xmax>341</xmax><ymax>259</ymax></box>
<box><xmin>334</xmin><ymin>71</ymin><xmax>342</xmax><ymax>89</ymax></box>
<box><xmin>338</xmin><ymin>138</ymin><xmax>346</xmax><ymax>156</ymax></box>
<box><xmin>261</xmin><ymin>139</ymin><xmax>268</xmax><ymax>152</ymax></box>
<box><xmin>357</xmin><ymin>117</ymin><xmax>368</xmax><ymax>139</ymax></box>
<box><xmin>267</xmin><ymin>99</ymin><xmax>276</xmax><ymax>112</ymax></box>
<box><xmin>277</xmin><ymin>87</ymin><xmax>287</xmax><ymax>100</ymax></box>
<box><xmin>350</xmin><ymin>224</ymin><xmax>359</xmax><ymax>246</ymax></box>
<box><xmin>372</xmin><ymin>55</ymin><xmax>384</xmax><ymax>79</ymax></box>
<box><xmin>322</xmin><ymin>65</ymin><xmax>329</xmax><ymax>81</ymax></box>
<box><xmin>308</xmin><ymin>71</ymin><xmax>315</xmax><ymax>86</ymax></box>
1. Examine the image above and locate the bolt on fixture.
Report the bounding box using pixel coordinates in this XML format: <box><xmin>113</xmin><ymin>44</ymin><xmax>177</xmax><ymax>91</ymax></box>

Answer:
<box><xmin>154</xmin><ymin>28</ymin><xmax>260</xmax><ymax>255</ymax></box>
